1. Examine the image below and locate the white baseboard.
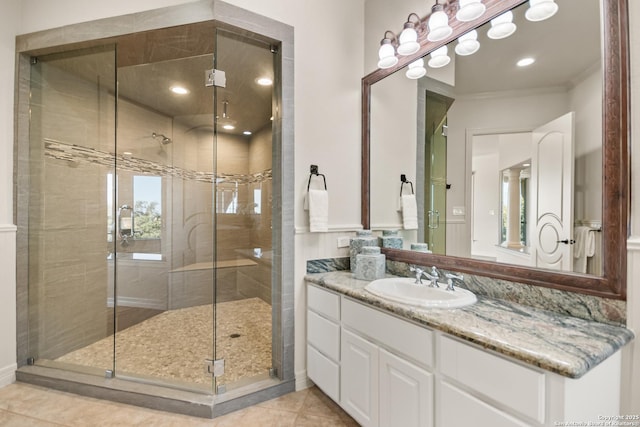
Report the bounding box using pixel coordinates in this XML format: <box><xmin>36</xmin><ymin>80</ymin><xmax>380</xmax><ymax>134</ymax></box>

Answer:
<box><xmin>0</xmin><ymin>363</ymin><xmax>17</xmax><ymax>388</ymax></box>
<box><xmin>295</xmin><ymin>369</ymin><xmax>313</xmax><ymax>391</ymax></box>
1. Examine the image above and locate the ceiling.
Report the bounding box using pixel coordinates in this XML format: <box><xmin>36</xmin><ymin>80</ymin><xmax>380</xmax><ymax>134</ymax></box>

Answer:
<box><xmin>117</xmin><ymin>26</ymin><xmax>275</xmax><ymax>136</ymax></box>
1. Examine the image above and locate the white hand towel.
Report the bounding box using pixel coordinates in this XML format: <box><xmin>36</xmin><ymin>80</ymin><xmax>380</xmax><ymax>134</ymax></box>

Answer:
<box><xmin>586</xmin><ymin>229</ymin><xmax>596</xmax><ymax>257</ymax></box>
<box><xmin>401</xmin><ymin>194</ymin><xmax>418</xmax><ymax>230</ymax></box>
<box><xmin>308</xmin><ymin>189</ymin><xmax>329</xmax><ymax>232</ymax></box>
<box><xmin>573</xmin><ymin>226</ymin><xmax>590</xmax><ymax>273</ymax></box>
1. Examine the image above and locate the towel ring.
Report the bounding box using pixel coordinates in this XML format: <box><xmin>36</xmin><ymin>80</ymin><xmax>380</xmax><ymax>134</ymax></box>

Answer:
<box><xmin>308</xmin><ymin>164</ymin><xmax>327</xmax><ymax>191</ymax></box>
<box><xmin>400</xmin><ymin>174</ymin><xmax>414</xmax><ymax>196</ymax></box>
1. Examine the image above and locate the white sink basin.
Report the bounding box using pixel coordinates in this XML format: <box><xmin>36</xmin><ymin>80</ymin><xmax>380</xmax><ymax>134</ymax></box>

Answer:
<box><xmin>365</xmin><ymin>277</ymin><xmax>477</xmax><ymax>309</ymax></box>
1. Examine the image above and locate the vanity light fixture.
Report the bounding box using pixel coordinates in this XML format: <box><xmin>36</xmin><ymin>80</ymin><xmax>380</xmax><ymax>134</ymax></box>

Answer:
<box><xmin>406</xmin><ymin>58</ymin><xmax>427</xmax><ymax>79</ymax></box>
<box><xmin>455</xmin><ymin>30</ymin><xmax>480</xmax><ymax>56</ymax></box>
<box><xmin>378</xmin><ymin>31</ymin><xmax>399</xmax><ymax>69</ymax></box>
<box><xmin>487</xmin><ymin>10</ymin><xmax>517</xmax><ymax>39</ymax></box>
<box><xmin>456</xmin><ymin>0</ymin><xmax>486</xmax><ymax>23</ymax></box>
<box><xmin>428</xmin><ymin>45</ymin><xmax>451</xmax><ymax>68</ymax></box>
<box><xmin>517</xmin><ymin>57</ymin><xmax>535</xmax><ymax>67</ymax></box>
<box><xmin>525</xmin><ymin>0</ymin><xmax>558</xmax><ymax>22</ymax></box>
<box><xmin>427</xmin><ymin>1</ymin><xmax>453</xmax><ymax>42</ymax></box>
<box><xmin>397</xmin><ymin>13</ymin><xmax>422</xmax><ymax>55</ymax></box>
<box><xmin>170</xmin><ymin>85</ymin><xmax>189</xmax><ymax>95</ymax></box>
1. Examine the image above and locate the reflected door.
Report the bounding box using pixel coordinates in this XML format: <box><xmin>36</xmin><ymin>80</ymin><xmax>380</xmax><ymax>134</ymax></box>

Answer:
<box><xmin>530</xmin><ymin>112</ymin><xmax>575</xmax><ymax>271</ymax></box>
<box><xmin>425</xmin><ymin>118</ymin><xmax>448</xmax><ymax>255</ymax></box>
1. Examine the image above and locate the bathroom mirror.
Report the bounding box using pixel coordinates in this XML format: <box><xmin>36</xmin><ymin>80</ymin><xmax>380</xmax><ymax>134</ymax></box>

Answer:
<box><xmin>362</xmin><ymin>0</ymin><xmax>628</xmax><ymax>299</ymax></box>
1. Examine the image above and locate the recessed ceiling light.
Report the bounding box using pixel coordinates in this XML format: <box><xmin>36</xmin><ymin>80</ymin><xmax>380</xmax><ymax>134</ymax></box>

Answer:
<box><xmin>170</xmin><ymin>86</ymin><xmax>190</xmax><ymax>95</ymax></box>
<box><xmin>517</xmin><ymin>57</ymin><xmax>535</xmax><ymax>67</ymax></box>
<box><xmin>256</xmin><ymin>77</ymin><xmax>273</xmax><ymax>86</ymax></box>
<box><xmin>522</xmin><ymin>163</ymin><xmax>531</xmax><ymax>167</ymax></box>
<box><xmin>223</xmin><ymin>124</ymin><xmax>235</xmax><ymax>130</ymax></box>
<box><xmin>243</xmin><ymin>131</ymin><xmax>252</xmax><ymax>135</ymax></box>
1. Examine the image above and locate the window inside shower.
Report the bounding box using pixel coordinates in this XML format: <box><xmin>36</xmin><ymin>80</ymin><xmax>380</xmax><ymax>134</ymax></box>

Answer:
<box><xmin>24</xmin><ymin>21</ymin><xmax>278</xmax><ymax>395</ymax></box>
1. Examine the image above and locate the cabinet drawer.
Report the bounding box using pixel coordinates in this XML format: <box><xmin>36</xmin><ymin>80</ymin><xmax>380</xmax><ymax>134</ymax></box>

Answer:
<box><xmin>307</xmin><ymin>344</ymin><xmax>340</xmax><ymax>402</ymax></box>
<box><xmin>342</xmin><ymin>297</ymin><xmax>433</xmax><ymax>368</ymax></box>
<box><xmin>307</xmin><ymin>309</ymin><xmax>340</xmax><ymax>361</ymax></box>
<box><xmin>439</xmin><ymin>335</ymin><xmax>545</xmax><ymax>423</ymax></box>
<box><xmin>308</xmin><ymin>284</ymin><xmax>340</xmax><ymax>321</ymax></box>
<box><xmin>439</xmin><ymin>381</ymin><xmax>530</xmax><ymax>427</ymax></box>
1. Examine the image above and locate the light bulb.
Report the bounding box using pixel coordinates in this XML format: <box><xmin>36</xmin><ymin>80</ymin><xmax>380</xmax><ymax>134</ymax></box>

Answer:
<box><xmin>377</xmin><ymin>39</ymin><xmax>398</xmax><ymax>69</ymax></box>
<box><xmin>398</xmin><ymin>23</ymin><xmax>420</xmax><ymax>56</ymax></box>
<box><xmin>487</xmin><ymin>10</ymin><xmax>517</xmax><ymax>40</ymax></box>
<box><xmin>406</xmin><ymin>58</ymin><xmax>426</xmax><ymax>79</ymax></box>
<box><xmin>525</xmin><ymin>0</ymin><xmax>558</xmax><ymax>22</ymax></box>
<box><xmin>456</xmin><ymin>0</ymin><xmax>486</xmax><ymax>22</ymax></box>
<box><xmin>427</xmin><ymin>7</ymin><xmax>452</xmax><ymax>42</ymax></box>
<box><xmin>428</xmin><ymin>45</ymin><xmax>450</xmax><ymax>68</ymax></box>
<box><xmin>455</xmin><ymin>30</ymin><xmax>480</xmax><ymax>56</ymax></box>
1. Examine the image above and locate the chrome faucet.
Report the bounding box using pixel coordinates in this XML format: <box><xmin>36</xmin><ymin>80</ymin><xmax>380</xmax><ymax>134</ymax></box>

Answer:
<box><xmin>409</xmin><ymin>266</ymin><xmax>427</xmax><ymax>284</ymax></box>
<box><xmin>445</xmin><ymin>273</ymin><xmax>464</xmax><ymax>291</ymax></box>
<box><xmin>424</xmin><ymin>266</ymin><xmax>440</xmax><ymax>288</ymax></box>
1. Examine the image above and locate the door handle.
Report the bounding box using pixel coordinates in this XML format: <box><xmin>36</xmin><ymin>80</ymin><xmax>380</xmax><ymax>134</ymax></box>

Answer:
<box><xmin>428</xmin><ymin>210</ymin><xmax>440</xmax><ymax>229</ymax></box>
<box><xmin>557</xmin><ymin>239</ymin><xmax>576</xmax><ymax>244</ymax></box>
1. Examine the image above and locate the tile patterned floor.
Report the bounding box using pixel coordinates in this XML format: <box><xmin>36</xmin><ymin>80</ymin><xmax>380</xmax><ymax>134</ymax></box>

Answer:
<box><xmin>0</xmin><ymin>382</ymin><xmax>359</xmax><ymax>426</ymax></box>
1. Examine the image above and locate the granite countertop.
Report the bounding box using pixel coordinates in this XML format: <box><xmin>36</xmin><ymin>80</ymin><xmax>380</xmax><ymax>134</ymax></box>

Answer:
<box><xmin>305</xmin><ymin>271</ymin><xmax>635</xmax><ymax>379</ymax></box>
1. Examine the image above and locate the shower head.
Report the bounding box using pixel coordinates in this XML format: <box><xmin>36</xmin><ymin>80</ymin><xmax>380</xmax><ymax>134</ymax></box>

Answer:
<box><xmin>152</xmin><ymin>132</ymin><xmax>172</xmax><ymax>145</ymax></box>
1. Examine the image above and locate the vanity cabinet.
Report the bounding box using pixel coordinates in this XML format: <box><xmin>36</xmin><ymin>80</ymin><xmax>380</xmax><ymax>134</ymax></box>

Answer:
<box><xmin>306</xmin><ymin>284</ymin><xmax>341</xmax><ymax>401</ymax></box>
<box><xmin>436</xmin><ymin>333</ymin><xmax>622</xmax><ymax>426</ymax></box>
<box><xmin>341</xmin><ymin>297</ymin><xmax>434</xmax><ymax>427</ymax></box>
<box><xmin>341</xmin><ymin>328</ymin><xmax>379</xmax><ymax>426</ymax></box>
<box><xmin>307</xmin><ymin>284</ymin><xmax>434</xmax><ymax>427</ymax></box>
<box><xmin>306</xmin><ymin>282</ymin><xmax>623</xmax><ymax>427</ymax></box>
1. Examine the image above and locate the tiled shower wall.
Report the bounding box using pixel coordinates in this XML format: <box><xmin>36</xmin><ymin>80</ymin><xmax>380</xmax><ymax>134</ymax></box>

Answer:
<box><xmin>28</xmin><ymin>49</ymin><xmax>115</xmax><ymax>361</ymax></box>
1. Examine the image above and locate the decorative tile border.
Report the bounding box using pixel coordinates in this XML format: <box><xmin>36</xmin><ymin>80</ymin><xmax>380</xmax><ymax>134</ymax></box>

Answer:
<box><xmin>44</xmin><ymin>139</ymin><xmax>273</xmax><ymax>184</ymax></box>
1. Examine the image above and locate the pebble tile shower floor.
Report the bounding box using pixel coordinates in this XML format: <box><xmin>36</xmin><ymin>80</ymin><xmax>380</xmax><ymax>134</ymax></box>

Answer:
<box><xmin>56</xmin><ymin>298</ymin><xmax>272</xmax><ymax>387</ymax></box>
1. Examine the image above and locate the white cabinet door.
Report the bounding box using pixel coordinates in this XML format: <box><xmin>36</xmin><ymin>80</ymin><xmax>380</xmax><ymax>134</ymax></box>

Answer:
<box><xmin>379</xmin><ymin>348</ymin><xmax>433</xmax><ymax>427</ymax></box>
<box><xmin>439</xmin><ymin>381</ymin><xmax>530</xmax><ymax>427</ymax></box>
<box><xmin>341</xmin><ymin>328</ymin><xmax>379</xmax><ymax>427</ymax></box>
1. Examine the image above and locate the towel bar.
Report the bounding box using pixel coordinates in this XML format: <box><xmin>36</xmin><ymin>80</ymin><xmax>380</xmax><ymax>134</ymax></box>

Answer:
<box><xmin>400</xmin><ymin>174</ymin><xmax>414</xmax><ymax>196</ymax></box>
<box><xmin>308</xmin><ymin>164</ymin><xmax>327</xmax><ymax>191</ymax></box>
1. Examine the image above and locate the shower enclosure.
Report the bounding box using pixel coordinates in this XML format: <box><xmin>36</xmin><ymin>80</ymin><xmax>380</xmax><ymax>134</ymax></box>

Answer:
<box><xmin>15</xmin><ymin>2</ymin><xmax>294</xmax><ymax>417</ymax></box>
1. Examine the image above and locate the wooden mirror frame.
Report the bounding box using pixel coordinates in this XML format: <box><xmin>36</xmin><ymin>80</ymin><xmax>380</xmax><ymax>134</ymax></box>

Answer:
<box><xmin>361</xmin><ymin>0</ymin><xmax>629</xmax><ymax>300</ymax></box>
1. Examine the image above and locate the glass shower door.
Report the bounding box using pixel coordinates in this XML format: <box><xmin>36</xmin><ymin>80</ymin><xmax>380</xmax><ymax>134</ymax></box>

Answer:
<box><xmin>113</xmin><ymin>22</ymin><xmax>218</xmax><ymax>392</ymax></box>
<box><xmin>27</xmin><ymin>45</ymin><xmax>117</xmax><ymax>375</ymax></box>
<box><xmin>212</xmin><ymin>28</ymin><xmax>276</xmax><ymax>393</ymax></box>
